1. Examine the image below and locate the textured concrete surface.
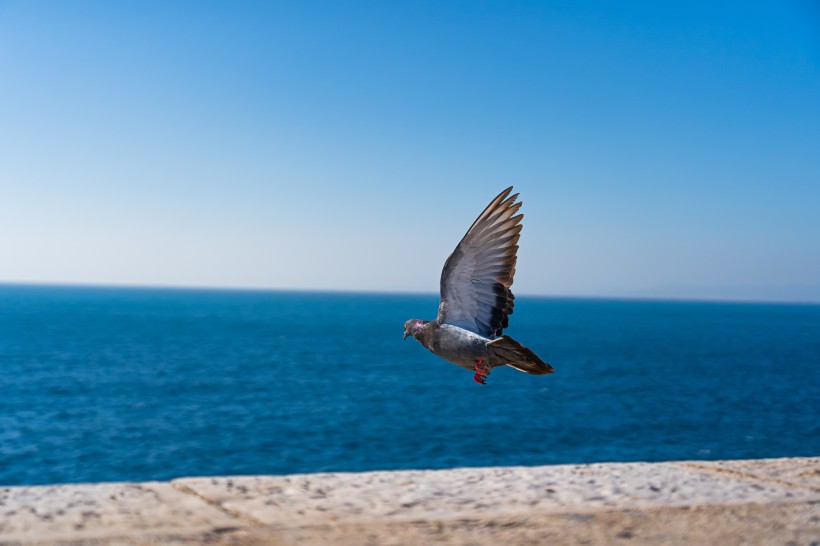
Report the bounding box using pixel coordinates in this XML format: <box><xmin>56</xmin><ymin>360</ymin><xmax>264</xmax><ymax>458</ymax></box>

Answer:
<box><xmin>174</xmin><ymin>461</ymin><xmax>816</xmax><ymax>526</ymax></box>
<box><xmin>680</xmin><ymin>457</ymin><xmax>820</xmax><ymax>492</ymax></box>
<box><xmin>1</xmin><ymin>457</ymin><xmax>818</xmax><ymax>545</ymax></box>
<box><xmin>0</xmin><ymin>482</ymin><xmax>238</xmax><ymax>544</ymax></box>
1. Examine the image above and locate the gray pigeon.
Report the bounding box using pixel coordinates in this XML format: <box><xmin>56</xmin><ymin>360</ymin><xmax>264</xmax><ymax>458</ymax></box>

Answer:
<box><xmin>404</xmin><ymin>187</ymin><xmax>554</xmax><ymax>384</ymax></box>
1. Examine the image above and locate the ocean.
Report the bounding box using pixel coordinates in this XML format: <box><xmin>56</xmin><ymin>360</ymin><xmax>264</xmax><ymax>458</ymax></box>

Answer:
<box><xmin>1</xmin><ymin>284</ymin><xmax>818</xmax><ymax>486</ymax></box>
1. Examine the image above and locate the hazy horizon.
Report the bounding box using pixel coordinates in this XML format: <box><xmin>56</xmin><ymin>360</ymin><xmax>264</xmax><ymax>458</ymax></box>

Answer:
<box><xmin>2</xmin><ymin>2</ymin><xmax>818</xmax><ymax>302</ymax></box>
<box><xmin>3</xmin><ymin>280</ymin><xmax>819</xmax><ymax>306</ymax></box>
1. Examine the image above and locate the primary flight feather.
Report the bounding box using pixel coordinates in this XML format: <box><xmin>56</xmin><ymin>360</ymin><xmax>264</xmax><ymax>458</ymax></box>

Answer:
<box><xmin>403</xmin><ymin>187</ymin><xmax>553</xmax><ymax>384</ymax></box>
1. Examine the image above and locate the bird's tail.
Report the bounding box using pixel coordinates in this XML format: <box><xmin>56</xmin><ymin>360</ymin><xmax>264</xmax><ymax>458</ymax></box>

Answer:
<box><xmin>488</xmin><ymin>335</ymin><xmax>553</xmax><ymax>375</ymax></box>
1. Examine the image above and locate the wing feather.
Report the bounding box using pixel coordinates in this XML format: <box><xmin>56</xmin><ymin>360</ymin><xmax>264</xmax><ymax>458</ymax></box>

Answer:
<box><xmin>436</xmin><ymin>187</ymin><xmax>523</xmax><ymax>337</ymax></box>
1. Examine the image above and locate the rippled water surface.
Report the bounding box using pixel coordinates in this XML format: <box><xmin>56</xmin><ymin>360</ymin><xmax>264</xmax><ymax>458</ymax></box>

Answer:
<box><xmin>1</xmin><ymin>284</ymin><xmax>818</xmax><ymax>485</ymax></box>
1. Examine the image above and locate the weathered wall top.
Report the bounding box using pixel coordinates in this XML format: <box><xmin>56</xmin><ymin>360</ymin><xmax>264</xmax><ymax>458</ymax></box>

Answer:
<box><xmin>2</xmin><ymin>457</ymin><xmax>818</xmax><ymax>545</ymax></box>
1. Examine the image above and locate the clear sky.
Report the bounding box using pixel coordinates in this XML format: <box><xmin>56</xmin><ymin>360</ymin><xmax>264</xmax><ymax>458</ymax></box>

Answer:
<box><xmin>1</xmin><ymin>1</ymin><xmax>818</xmax><ymax>301</ymax></box>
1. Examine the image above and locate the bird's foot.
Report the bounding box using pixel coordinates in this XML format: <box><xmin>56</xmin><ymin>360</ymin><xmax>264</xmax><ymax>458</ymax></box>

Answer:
<box><xmin>473</xmin><ymin>359</ymin><xmax>489</xmax><ymax>385</ymax></box>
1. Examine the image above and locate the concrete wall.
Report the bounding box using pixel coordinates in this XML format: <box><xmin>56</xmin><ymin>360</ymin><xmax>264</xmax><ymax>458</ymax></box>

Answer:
<box><xmin>1</xmin><ymin>457</ymin><xmax>818</xmax><ymax>545</ymax></box>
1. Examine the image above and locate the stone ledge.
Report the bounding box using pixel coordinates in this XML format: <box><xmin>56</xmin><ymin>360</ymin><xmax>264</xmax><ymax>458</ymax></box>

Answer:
<box><xmin>1</xmin><ymin>457</ymin><xmax>818</xmax><ymax>545</ymax></box>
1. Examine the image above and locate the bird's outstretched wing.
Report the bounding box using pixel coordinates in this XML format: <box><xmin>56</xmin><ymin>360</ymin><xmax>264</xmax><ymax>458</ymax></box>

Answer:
<box><xmin>436</xmin><ymin>187</ymin><xmax>522</xmax><ymax>338</ymax></box>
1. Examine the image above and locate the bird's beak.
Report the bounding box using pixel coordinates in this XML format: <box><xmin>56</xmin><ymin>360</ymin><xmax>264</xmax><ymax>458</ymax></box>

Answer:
<box><xmin>403</xmin><ymin>330</ymin><xmax>410</xmax><ymax>340</ymax></box>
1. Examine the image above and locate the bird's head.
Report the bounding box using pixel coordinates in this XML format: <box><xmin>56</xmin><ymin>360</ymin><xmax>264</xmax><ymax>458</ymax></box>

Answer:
<box><xmin>403</xmin><ymin>319</ymin><xmax>427</xmax><ymax>340</ymax></box>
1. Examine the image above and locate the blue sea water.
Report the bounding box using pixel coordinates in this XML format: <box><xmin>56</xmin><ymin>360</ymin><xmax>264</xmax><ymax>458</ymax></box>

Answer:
<box><xmin>1</xmin><ymin>284</ymin><xmax>818</xmax><ymax>486</ymax></box>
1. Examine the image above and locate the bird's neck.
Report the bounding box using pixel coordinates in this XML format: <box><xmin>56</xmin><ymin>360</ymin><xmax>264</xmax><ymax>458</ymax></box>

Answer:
<box><xmin>414</xmin><ymin>322</ymin><xmax>435</xmax><ymax>349</ymax></box>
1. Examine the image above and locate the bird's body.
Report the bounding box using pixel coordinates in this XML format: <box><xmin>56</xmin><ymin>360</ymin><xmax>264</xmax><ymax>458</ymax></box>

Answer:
<box><xmin>411</xmin><ymin>321</ymin><xmax>491</xmax><ymax>370</ymax></box>
<box><xmin>404</xmin><ymin>187</ymin><xmax>553</xmax><ymax>384</ymax></box>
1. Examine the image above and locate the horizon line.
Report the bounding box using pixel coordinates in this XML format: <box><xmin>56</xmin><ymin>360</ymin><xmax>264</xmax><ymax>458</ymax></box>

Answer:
<box><xmin>1</xmin><ymin>280</ymin><xmax>819</xmax><ymax>307</ymax></box>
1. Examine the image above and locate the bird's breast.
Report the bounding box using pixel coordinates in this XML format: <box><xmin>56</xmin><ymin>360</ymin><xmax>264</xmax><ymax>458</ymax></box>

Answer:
<box><xmin>429</xmin><ymin>324</ymin><xmax>491</xmax><ymax>369</ymax></box>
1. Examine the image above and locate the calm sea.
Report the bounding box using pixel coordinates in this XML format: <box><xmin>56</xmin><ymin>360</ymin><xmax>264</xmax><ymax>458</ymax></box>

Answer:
<box><xmin>1</xmin><ymin>284</ymin><xmax>818</xmax><ymax>486</ymax></box>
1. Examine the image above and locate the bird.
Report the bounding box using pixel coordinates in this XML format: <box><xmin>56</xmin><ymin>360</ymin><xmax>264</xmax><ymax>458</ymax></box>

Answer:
<box><xmin>403</xmin><ymin>186</ymin><xmax>554</xmax><ymax>384</ymax></box>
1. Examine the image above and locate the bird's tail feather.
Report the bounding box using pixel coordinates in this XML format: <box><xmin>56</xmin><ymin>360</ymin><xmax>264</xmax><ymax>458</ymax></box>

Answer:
<box><xmin>488</xmin><ymin>335</ymin><xmax>553</xmax><ymax>375</ymax></box>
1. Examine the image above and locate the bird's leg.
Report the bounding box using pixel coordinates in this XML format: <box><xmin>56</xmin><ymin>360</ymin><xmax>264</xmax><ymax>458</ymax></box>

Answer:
<box><xmin>473</xmin><ymin>359</ymin><xmax>490</xmax><ymax>385</ymax></box>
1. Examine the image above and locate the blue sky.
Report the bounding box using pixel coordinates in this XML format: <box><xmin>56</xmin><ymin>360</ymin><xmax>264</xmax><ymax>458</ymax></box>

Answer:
<box><xmin>1</xmin><ymin>1</ymin><xmax>818</xmax><ymax>301</ymax></box>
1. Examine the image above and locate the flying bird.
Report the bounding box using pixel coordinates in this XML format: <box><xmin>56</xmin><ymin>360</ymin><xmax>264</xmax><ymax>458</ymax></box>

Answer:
<box><xmin>403</xmin><ymin>187</ymin><xmax>553</xmax><ymax>384</ymax></box>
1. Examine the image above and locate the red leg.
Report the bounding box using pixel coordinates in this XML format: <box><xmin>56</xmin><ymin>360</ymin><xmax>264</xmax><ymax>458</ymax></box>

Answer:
<box><xmin>473</xmin><ymin>359</ymin><xmax>489</xmax><ymax>385</ymax></box>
